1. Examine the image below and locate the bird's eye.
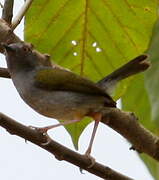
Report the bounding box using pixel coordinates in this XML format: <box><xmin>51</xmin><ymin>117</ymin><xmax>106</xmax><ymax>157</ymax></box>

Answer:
<box><xmin>23</xmin><ymin>46</ymin><xmax>31</xmax><ymax>52</ymax></box>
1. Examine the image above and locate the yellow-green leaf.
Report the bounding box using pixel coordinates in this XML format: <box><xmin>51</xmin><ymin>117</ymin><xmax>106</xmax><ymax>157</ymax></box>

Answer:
<box><xmin>123</xmin><ymin>15</ymin><xmax>159</xmax><ymax>180</ymax></box>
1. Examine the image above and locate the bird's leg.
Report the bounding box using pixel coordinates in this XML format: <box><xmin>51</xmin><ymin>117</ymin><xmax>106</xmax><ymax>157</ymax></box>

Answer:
<box><xmin>30</xmin><ymin>118</ymin><xmax>82</xmax><ymax>146</ymax></box>
<box><xmin>85</xmin><ymin>112</ymin><xmax>101</xmax><ymax>156</ymax></box>
<box><xmin>37</xmin><ymin>119</ymin><xmax>81</xmax><ymax>133</ymax></box>
<box><xmin>84</xmin><ymin>112</ymin><xmax>101</xmax><ymax>167</ymax></box>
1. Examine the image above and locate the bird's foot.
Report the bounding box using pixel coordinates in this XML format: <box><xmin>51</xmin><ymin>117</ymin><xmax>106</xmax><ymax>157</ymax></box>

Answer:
<box><xmin>79</xmin><ymin>153</ymin><xmax>95</xmax><ymax>174</ymax></box>
<box><xmin>29</xmin><ymin>125</ymin><xmax>48</xmax><ymax>134</ymax></box>
<box><xmin>84</xmin><ymin>150</ymin><xmax>96</xmax><ymax>168</ymax></box>
<box><xmin>28</xmin><ymin>125</ymin><xmax>52</xmax><ymax>146</ymax></box>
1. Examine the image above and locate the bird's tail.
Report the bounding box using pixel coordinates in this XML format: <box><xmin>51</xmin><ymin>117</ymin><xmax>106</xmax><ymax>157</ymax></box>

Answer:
<box><xmin>97</xmin><ymin>54</ymin><xmax>150</xmax><ymax>94</ymax></box>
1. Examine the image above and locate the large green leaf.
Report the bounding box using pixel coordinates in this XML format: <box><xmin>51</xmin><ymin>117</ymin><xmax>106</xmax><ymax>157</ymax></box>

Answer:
<box><xmin>145</xmin><ymin>18</ymin><xmax>159</xmax><ymax>179</ymax></box>
<box><xmin>122</xmin><ymin>74</ymin><xmax>158</xmax><ymax>178</ymax></box>
<box><xmin>146</xmin><ymin>19</ymin><xmax>159</xmax><ymax>126</ymax></box>
<box><xmin>123</xmin><ymin>17</ymin><xmax>159</xmax><ymax>179</ymax></box>
<box><xmin>24</xmin><ymin>0</ymin><xmax>158</xmax><ymax>150</ymax></box>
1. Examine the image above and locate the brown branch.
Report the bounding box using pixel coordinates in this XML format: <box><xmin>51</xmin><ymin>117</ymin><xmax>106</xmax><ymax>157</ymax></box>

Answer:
<box><xmin>0</xmin><ymin>19</ymin><xmax>20</xmax><ymax>53</ymax></box>
<box><xmin>101</xmin><ymin>108</ymin><xmax>159</xmax><ymax>161</ymax></box>
<box><xmin>0</xmin><ymin>112</ymin><xmax>134</xmax><ymax>180</ymax></box>
<box><xmin>0</xmin><ymin>67</ymin><xmax>10</xmax><ymax>78</ymax></box>
<box><xmin>2</xmin><ymin>0</ymin><xmax>14</xmax><ymax>24</ymax></box>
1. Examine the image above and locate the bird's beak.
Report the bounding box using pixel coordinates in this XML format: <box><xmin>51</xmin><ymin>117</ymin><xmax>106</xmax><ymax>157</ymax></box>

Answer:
<box><xmin>1</xmin><ymin>43</ymin><xmax>14</xmax><ymax>52</ymax></box>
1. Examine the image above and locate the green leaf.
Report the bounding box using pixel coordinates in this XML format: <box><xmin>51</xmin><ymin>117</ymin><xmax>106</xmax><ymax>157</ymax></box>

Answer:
<box><xmin>24</xmin><ymin>1</ymin><xmax>158</xmax><ymax>150</ymax></box>
<box><xmin>122</xmin><ymin>74</ymin><xmax>154</xmax><ymax>129</ymax></box>
<box><xmin>62</xmin><ymin>117</ymin><xmax>92</xmax><ymax>150</ymax></box>
<box><xmin>146</xmin><ymin>19</ymin><xmax>159</xmax><ymax>126</ymax></box>
<box><xmin>122</xmin><ymin>68</ymin><xmax>159</xmax><ymax>180</ymax></box>
<box><xmin>123</xmin><ymin>17</ymin><xmax>159</xmax><ymax>180</ymax></box>
<box><xmin>144</xmin><ymin>18</ymin><xmax>159</xmax><ymax>179</ymax></box>
<box><xmin>140</xmin><ymin>154</ymin><xmax>159</xmax><ymax>179</ymax></box>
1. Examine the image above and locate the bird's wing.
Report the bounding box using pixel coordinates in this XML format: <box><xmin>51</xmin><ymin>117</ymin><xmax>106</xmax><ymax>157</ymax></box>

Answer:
<box><xmin>35</xmin><ymin>67</ymin><xmax>111</xmax><ymax>97</ymax></box>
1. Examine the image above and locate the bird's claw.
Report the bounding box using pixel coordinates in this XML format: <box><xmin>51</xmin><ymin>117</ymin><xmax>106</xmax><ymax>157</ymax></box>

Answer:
<box><xmin>40</xmin><ymin>133</ymin><xmax>52</xmax><ymax>146</ymax></box>
<box><xmin>28</xmin><ymin>125</ymin><xmax>52</xmax><ymax>146</ymax></box>
<box><xmin>79</xmin><ymin>154</ymin><xmax>95</xmax><ymax>174</ymax></box>
<box><xmin>28</xmin><ymin>125</ymin><xmax>46</xmax><ymax>134</ymax></box>
<box><xmin>28</xmin><ymin>125</ymin><xmax>39</xmax><ymax>131</ymax></box>
<box><xmin>84</xmin><ymin>153</ymin><xmax>96</xmax><ymax>168</ymax></box>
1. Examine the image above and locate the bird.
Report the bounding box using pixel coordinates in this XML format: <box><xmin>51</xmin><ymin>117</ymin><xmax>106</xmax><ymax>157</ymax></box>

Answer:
<box><xmin>2</xmin><ymin>42</ymin><xmax>149</xmax><ymax>158</ymax></box>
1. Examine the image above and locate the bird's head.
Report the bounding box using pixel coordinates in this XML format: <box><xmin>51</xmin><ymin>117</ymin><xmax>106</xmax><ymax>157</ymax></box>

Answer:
<box><xmin>2</xmin><ymin>42</ymin><xmax>42</xmax><ymax>73</ymax></box>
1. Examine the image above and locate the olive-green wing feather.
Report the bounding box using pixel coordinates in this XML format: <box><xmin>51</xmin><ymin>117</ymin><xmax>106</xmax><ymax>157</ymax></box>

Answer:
<box><xmin>35</xmin><ymin>68</ymin><xmax>111</xmax><ymax>97</ymax></box>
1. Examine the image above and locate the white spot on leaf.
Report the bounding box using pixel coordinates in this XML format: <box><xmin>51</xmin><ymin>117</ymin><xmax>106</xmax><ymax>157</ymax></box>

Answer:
<box><xmin>73</xmin><ymin>52</ymin><xmax>78</xmax><ymax>56</ymax></box>
<box><xmin>96</xmin><ymin>47</ymin><xmax>102</xmax><ymax>52</ymax></box>
<box><xmin>92</xmin><ymin>42</ymin><xmax>97</xmax><ymax>47</ymax></box>
<box><xmin>71</xmin><ymin>40</ymin><xmax>77</xmax><ymax>46</ymax></box>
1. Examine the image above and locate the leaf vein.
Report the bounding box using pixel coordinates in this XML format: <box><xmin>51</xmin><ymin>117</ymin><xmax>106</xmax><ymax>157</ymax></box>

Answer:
<box><xmin>102</xmin><ymin>0</ymin><xmax>139</xmax><ymax>53</ymax></box>
<box><xmin>90</xmin><ymin>7</ymin><xmax>127</xmax><ymax>61</ymax></box>
<box><xmin>80</xmin><ymin>0</ymin><xmax>89</xmax><ymax>76</ymax></box>
<box><xmin>49</xmin><ymin>13</ymin><xmax>83</xmax><ymax>53</ymax></box>
<box><xmin>85</xmin><ymin>51</ymin><xmax>104</xmax><ymax>77</ymax></box>
<box><xmin>88</xmin><ymin>31</ymin><xmax>115</xmax><ymax>70</ymax></box>
<box><xmin>35</xmin><ymin>0</ymin><xmax>72</xmax><ymax>44</ymax></box>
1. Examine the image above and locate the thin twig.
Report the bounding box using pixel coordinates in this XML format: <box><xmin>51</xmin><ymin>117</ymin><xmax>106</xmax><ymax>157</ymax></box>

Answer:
<box><xmin>0</xmin><ymin>2</ymin><xmax>3</xmax><ymax>8</ymax></box>
<box><xmin>0</xmin><ymin>112</ymin><xmax>134</xmax><ymax>180</ymax></box>
<box><xmin>2</xmin><ymin>0</ymin><xmax>14</xmax><ymax>24</ymax></box>
<box><xmin>11</xmin><ymin>0</ymin><xmax>33</xmax><ymax>30</ymax></box>
<box><xmin>0</xmin><ymin>19</ymin><xmax>20</xmax><ymax>53</ymax></box>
